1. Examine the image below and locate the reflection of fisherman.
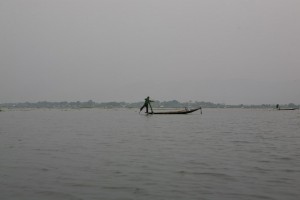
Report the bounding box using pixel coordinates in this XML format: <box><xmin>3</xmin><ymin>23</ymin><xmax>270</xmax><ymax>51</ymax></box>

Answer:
<box><xmin>140</xmin><ymin>96</ymin><xmax>154</xmax><ymax>113</ymax></box>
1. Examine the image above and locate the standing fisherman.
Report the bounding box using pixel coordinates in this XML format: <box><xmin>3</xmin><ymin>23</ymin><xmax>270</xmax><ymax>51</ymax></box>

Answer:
<box><xmin>140</xmin><ymin>96</ymin><xmax>154</xmax><ymax>114</ymax></box>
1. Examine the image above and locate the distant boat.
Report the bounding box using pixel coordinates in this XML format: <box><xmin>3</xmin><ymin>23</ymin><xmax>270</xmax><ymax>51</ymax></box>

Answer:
<box><xmin>276</xmin><ymin>104</ymin><xmax>298</xmax><ymax>110</ymax></box>
<box><xmin>147</xmin><ymin>107</ymin><xmax>202</xmax><ymax>115</ymax></box>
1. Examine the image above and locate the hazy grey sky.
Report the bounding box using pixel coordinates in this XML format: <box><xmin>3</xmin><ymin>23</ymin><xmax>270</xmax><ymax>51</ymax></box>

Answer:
<box><xmin>1</xmin><ymin>0</ymin><xmax>299</xmax><ymax>104</ymax></box>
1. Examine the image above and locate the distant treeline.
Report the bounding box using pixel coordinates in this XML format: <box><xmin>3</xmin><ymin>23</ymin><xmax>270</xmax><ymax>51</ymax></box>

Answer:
<box><xmin>1</xmin><ymin>100</ymin><xmax>299</xmax><ymax>109</ymax></box>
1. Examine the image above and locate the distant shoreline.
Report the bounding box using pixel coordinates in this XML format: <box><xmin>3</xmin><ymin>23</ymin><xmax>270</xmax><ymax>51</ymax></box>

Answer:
<box><xmin>1</xmin><ymin>101</ymin><xmax>299</xmax><ymax>110</ymax></box>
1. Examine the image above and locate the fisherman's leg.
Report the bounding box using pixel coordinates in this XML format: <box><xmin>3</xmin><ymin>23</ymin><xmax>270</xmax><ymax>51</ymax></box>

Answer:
<box><xmin>140</xmin><ymin>105</ymin><xmax>145</xmax><ymax>111</ymax></box>
<box><xmin>149</xmin><ymin>104</ymin><xmax>153</xmax><ymax>113</ymax></box>
<box><xmin>140</xmin><ymin>104</ymin><xmax>146</xmax><ymax>113</ymax></box>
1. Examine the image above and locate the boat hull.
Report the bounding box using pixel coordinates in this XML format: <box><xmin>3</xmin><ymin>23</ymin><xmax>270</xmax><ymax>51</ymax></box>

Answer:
<box><xmin>278</xmin><ymin>108</ymin><xmax>298</xmax><ymax>110</ymax></box>
<box><xmin>148</xmin><ymin>107</ymin><xmax>201</xmax><ymax>115</ymax></box>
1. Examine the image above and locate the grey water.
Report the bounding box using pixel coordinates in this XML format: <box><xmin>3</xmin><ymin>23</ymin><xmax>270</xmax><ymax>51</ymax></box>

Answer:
<box><xmin>0</xmin><ymin>108</ymin><xmax>299</xmax><ymax>200</ymax></box>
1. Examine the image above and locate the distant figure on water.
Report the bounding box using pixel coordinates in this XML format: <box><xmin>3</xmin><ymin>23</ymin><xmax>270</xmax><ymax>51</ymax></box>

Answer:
<box><xmin>140</xmin><ymin>96</ymin><xmax>154</xmax><ymax>114</ymax></box>
<box><xmin>276</xmin><ymin>104</ymin><xmax>280</xmax><ymax>110</ymax></box>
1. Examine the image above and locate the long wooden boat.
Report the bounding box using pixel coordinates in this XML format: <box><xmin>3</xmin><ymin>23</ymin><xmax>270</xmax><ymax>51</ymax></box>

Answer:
<box><xmin>147</xmin><ymin>107</ymin><xmax>202</xmax><ymax>115</ymax></box>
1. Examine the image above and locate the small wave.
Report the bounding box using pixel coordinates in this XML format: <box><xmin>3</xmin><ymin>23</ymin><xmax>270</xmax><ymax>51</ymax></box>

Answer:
<box><xmin>102</xmin><ymin>186</ymin><xmax>145</xmax><ymax>194</ymax></box>
<box><xmin>40</xmin><ymin>168</ymin><xmax>49</xmax><ymax>172</ymax></box>
<box><xmin>36</xmin><ymin>191</ymin><xmax>83</xmax><ymax>200</ymax></box>
<box><xmin>103</xmin><ymin>186</ymin><xmax>136</xmax><ymax>190</ymax></box>
<box><xmin>225</xmin><ymin>192</ymin><xmax>276</xmax><ymax>200</ymax></box>
<box><xmin>231</xmin><ymin>140</ymin><xmax>252</xmax><ymax>144</ymax></box>
<box><xmin>267</xmin><ymin>177</ymin><xmax>292</xmax><ymax>184</ymax></box>
<box><xmin>176</xmin><ymin>171</ymin><xmax>235</xmax><ymax>180</ymax></box>
<box><xmin>258</xmin><ymin>159</ymin><xmax>272</xmax><ymax>163</ymax></box>
<box><xmin>280</xmin><ymin>169</ymin><xmax>300</xmax><ymax>173</ymax></box>
<box><xmin>67</xmin><ymin>183</ymin><xmax>97</xmax><ymax>188</ymax></box>
<box><xmin>277</xmin><ymin>156</ymin><xmax>293</xmax><ymax>161</ymax></box>
<box><xmin>252</xmin><ymin>166</ymin><xmax>272</xmax><ymax>173</ymax></box>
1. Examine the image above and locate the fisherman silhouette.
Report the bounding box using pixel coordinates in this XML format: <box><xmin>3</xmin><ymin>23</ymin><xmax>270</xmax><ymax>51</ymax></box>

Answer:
<box><xmin>140</xmin><ymin>96</ymin><xmax>154</xmax><ymax>113</ymax></box>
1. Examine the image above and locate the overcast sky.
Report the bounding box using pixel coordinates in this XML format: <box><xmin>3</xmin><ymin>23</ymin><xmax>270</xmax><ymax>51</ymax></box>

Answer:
<box><xmin>1</xmin><ymin>0</ymin><xmax>299</xmax><ymax>104</ymax></box>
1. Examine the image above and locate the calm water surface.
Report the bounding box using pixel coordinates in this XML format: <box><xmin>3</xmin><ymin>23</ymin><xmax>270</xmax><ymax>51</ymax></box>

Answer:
<box><xmin>0</xmin><ymin>108</ymin><xmax>299</xmax><ymax>200</ymax></box>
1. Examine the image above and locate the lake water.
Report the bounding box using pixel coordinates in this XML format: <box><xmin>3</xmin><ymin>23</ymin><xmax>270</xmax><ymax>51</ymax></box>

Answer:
<box><xmin>0</xmin><ymin>108</ymin><xmax>299</xmax><ymax>200</ymax></box>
